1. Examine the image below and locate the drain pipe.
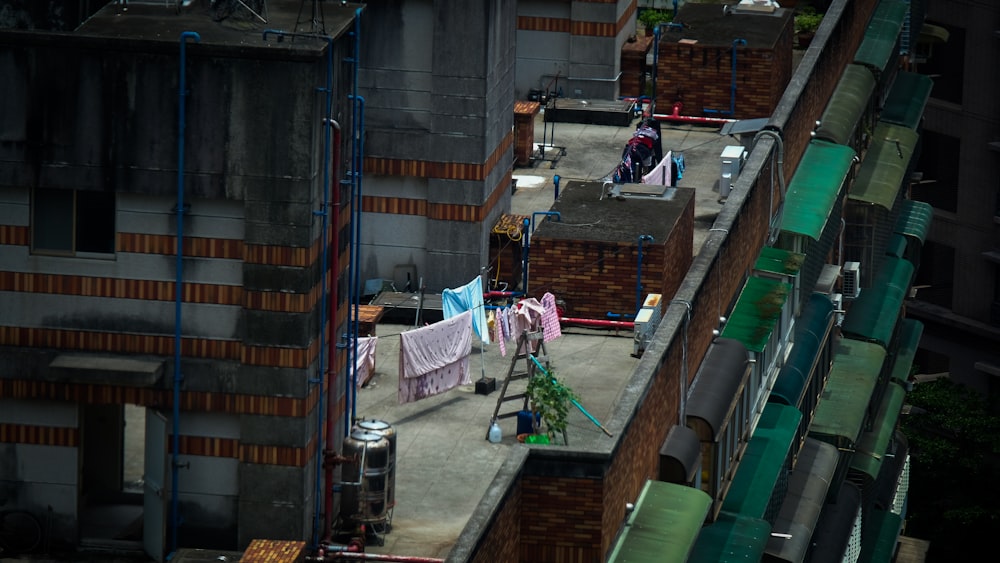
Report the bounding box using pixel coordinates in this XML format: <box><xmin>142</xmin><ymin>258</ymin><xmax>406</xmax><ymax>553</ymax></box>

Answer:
<box><xmin>751</xmin><ymin>128</ymin><xmax>786</xmax><ymax>244</ymax></box>
<box><xmin>172</xmin><ymin>30</ymin><xmax>200</xmax><ymax>555</ymax></box>
<box><xmin>561</xmin><ymin>317</ymin><xmax>634</xmax><ymax>330</ymax></box>
<box><xmin>704</xmin><ymin>39</ymin><xmax>747</xmax><ymax>116</ymax></box>
<box><xmin>636</xmin><ymin>234</ymin><xmax>654</xmax><ymax>313</ymax></box>
<box><xmin>262</xmin><ymin>27</ymin><xmax>337</xmax><ymax>548</ymax></box>
<box><xmin>520</xmin><ymin>217</ymin><xmax>530</xmax><ymax>294</ymax></box>
<box><xmin>346</xmin><ymin>8</ymin><xmax>365</xmax><ymax>429</ymax></box>
<box><xmin>553</xmin><ymin>174</ymin><xmax>561</xmax><ymax>199</ymax></box>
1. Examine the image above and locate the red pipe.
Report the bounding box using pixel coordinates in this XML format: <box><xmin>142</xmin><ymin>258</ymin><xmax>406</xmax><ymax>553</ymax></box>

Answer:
<box><xmin>560</xmin><ymin>317</ymin><xmax>634</xmax><ymax>330</ymax></box>
<box><xmin>323</xmin><ymin>120</ymin><xmax>342</xmax><ymax>543</ymax></box>
<box><xmin>311</xmin><ymin>552</ymin><xmax>445</xmax><ymax>563</ymax></box>
<box><xmin>652</xmin><ymin>101</ymin><xmax>736</xmax><ymax>126</ymax></box>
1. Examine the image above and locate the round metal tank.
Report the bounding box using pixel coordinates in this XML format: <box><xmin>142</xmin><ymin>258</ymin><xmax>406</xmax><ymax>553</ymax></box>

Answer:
<box><xmin>354</xmin><ymin>419</ymin><xmax>396</xmax><ymax>509</ymax></box>
<box><xmin>340</xmin><ymin>429</ymin><xmax>391</xmax><ymax>524</ymax></box>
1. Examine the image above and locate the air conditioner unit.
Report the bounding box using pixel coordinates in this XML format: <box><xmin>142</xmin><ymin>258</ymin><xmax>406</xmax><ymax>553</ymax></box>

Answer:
<box><xmin>831</xmin><ymin>293</ymin><xmax>844</xmax><ymax>327</ymax></box>
<box><xmin>842</xmin><ymin>262</ymin><xmax>861</xmax><ymax>299</ymax></box>
<box><xmin>633</xmin><ymin>293</ymin><xmax>663</xmax><ymax>357</ymax></box>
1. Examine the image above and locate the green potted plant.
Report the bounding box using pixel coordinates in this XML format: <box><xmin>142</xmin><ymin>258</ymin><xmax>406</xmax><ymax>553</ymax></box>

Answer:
<box><xmin>794</xmin><ymin>7</ymin><xmax>823</xmax><ymax>48</ymax></box>
<box><xmin>525</xmin><ymin>368</ymin><xmax>578</xmax><ymax>444</ymax></box>
<box><xmin>638</xmin><ymin>9</ymin><xmax>673</xmax><ymax>37</ymax></box>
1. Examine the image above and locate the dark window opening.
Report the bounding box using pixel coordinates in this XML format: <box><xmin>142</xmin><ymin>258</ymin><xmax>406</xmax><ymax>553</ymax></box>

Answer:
<box><xmin>32</xmin><ymin>188</ymin><xmax>116</xmax><ymax>255</ymax></box>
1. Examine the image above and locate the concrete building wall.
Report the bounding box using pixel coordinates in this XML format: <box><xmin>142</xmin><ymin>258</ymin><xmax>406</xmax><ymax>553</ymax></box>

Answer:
<box><xmin>906</xmin><ymin>0</ymin><xmax>1000</xmax><ymax>395</ymax></box>
<box><xmin>359</xmin><ymin>0</ymin><xmax>517</xmax><ymax>292</ymax></box>
<box><xmin>0</xmin><ymin>8</ymin><xmax>360</xmax><ymax>551</ymax></box>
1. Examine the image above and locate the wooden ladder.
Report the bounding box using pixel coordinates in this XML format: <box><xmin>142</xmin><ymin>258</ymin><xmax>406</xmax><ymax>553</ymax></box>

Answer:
<box><xmin>486</xmin><ymin>330</ymin><xmax>548</xmax><ymax>439</ymax></box>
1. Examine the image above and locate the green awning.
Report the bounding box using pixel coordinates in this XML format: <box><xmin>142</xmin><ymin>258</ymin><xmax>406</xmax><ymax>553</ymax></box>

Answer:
<box><xmin>688</xmin><ymin>511</ymin><xmax>771</xmax><ymax>563</ymax></box>
<box><xmin>850</xmin><ymin>381</ymin><xmax>907</xmax><ymax>482</ymax></box>
<box><xmin>720</xmin><ymin>276</ymin><xmax>791</xmax><ymax>353</ymax></box>
<box><xmin>765</xmin><ymin>438</ymin><xmax>840</xmax><ymax>562</ymax></box>
<box><xmin>885</xmin><ymin>233</ymin><xmax>907</xmax><ymax>258</ymax></box>
<box><xmin>815</xmin><ymin>64</ymin><xmax>876</xmax><ymax>145</ymax></box>
<box><xmin>780</xmin><ymin>141</ymin><xmax>856</xmax><ymax>241</ymax></box>
<box><xmin>687</xmin><ymin>338</ymin><xmax>751</xmax><ymax>442</ymax></box>
<box><xmin>607</xmin><ymin>480</ymin><xmax>712</xmax><ymax>563</ymax></box>
<box><xmin>841</xmin><ymin>255</ymin><xmax>915</xmax><ymax>347</ymax></box>
<box><xmin>849</xmin><ymin>122</ymin><xmax>919</xmax><ymax>210</ymax></box>
<box><xmin>890</xmin><ymin>318</ymin><xmax>923</xmax><ymax>385</ymax></box>
<box><xmin>754</xmin><ymin>246</ymin><xmax>805</xmax><ymax>277</ymax></box>
<box><xmin>854</xmin><ymin>0</ymin><xmax>909</xmax><ymax>73</ymax></box>
<box><xmin>810</xmin><ymin>339</ymin><xmax>887</xmax><ymax>450</ymax></box>
<box><xmin>860</xmin><ymin>509</ymin><xmax>903</xmax><ymax>563</ymax></box>
<box><xmin>881</xmin><ymin>71</ymin><xmax>934</xmax><ymax>129</ymax></box>
<box><xmin>771</xmin><ymin>294</ymin><xmax>835</xmax><ymax>407</ymax></box>
<box><xmin>721</xmin><ymin>403</ymin><xmax>802</xmax><ymax>519</ymax></box>
<box><xmin>894</xmin><ymin>199</ymin><xmax>934</xmax><ymax>244</ymax></box>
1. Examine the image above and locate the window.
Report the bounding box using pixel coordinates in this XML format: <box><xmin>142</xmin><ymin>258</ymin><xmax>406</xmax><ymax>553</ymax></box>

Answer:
<box><xmin>911</xmin><ymin>130</ymin><xmax>960</xmax><ymax>213</ymax></box>
<box><xmin>913</xmin><ymin>240</ymin><xmax>954</xmax><ymax>308</ymax></box>
<box><xmin>32</xmin><ymin>188</ymin><xmax>115</xmax><ymax>255</ymax></box>
<box><xmin>918</xmin><ymin>22</ymin><xmax>964</xmax><ymax>105</ymax></box>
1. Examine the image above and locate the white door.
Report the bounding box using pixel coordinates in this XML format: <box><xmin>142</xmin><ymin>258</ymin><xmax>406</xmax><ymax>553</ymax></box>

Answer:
<box><xmin>143</xmin><ymin>410</ymin><xmax>168</xmax><ymax>562</ymax></box>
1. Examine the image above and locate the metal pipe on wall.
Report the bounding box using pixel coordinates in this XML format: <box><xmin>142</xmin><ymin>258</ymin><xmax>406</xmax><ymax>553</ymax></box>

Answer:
<box><xmin>703</xmin><ymin>39</ymin><xmax>747</xmax><ymax>116</ymax></box>
<box><xmin>653</xmin><ymin>101</ymin><xmax>737</xmax><ymax>126</ymax></box>
<box><xmin>172</xmin><ymin>30</ymin><xmax>200</xmax><ymax>556</ymax></box>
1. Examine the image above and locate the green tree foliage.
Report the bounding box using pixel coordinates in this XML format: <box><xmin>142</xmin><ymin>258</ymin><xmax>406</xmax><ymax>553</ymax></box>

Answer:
<box><xmin>900</xmin><ymin>379</ymin><xmax>1000</xmax><ymax>558</ymax></box>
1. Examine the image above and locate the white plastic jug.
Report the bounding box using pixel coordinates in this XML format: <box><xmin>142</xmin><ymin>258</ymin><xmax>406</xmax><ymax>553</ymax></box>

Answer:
<box><xmin>488</xmin><ymin>419</ymin><xmax>502</xmax><ymax>443</ymax></box>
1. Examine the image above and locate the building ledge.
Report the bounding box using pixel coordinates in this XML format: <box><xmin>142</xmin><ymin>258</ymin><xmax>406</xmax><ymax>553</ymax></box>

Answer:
<box><xmin>48</xmin><ymin>354</ymin><xmax>164</xmax><ymax>387</ymax></box>
<box><xmin>905</xmin><ymin>300</ymin><xmax>1000</xmax><ymax>343</ymax></box>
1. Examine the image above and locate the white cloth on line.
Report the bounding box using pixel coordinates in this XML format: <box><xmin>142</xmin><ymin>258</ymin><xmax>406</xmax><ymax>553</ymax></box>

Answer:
<box><xmin>398</xmin><ymin>310</ymin><xmax>472</xmax><ymax>404</ymax></box>
<box><xmin>354</xmin><ymin>336</ymin><xmax>378</xmax><ymax>388</ymax></box>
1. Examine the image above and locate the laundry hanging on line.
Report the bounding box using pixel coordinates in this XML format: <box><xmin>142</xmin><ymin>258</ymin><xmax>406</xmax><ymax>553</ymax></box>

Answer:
<box><xmin>442</xmin><ymin>275</ymin><xmax>490</xmax><ymax>345</ymax></box>
<box><xmin>398</xmin><ymin>310</ymin><xmax>473</xmax><ymax>404</ymax></box>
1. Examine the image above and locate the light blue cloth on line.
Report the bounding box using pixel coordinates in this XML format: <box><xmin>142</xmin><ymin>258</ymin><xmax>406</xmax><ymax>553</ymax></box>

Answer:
<box><xmin>442</xmin><ymin>276</ymin><xmax>490</xmax><ymax>345</ymax></box>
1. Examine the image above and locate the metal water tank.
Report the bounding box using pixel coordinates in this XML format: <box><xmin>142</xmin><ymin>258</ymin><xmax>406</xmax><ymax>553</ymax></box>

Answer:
<box><xmin>355</xmin><ymin>419</ymin><xmax>396</xmax><ymax>509</ymax></box>
<box><xmin>340</xmin><ymin>429</ymin><xmax>391</xmax><ymax>524</ymax></box>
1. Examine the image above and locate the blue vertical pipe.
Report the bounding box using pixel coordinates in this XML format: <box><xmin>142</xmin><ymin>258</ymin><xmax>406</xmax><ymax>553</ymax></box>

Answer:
<box><xmin>521</xmin><ymin>217</ymin><xmax>530</xmax><ymax>294</ymax></box>
<box><xmin>637</xmin><ymin>234</ymin><xmax>654</xmax><ymax>312</ymax></box>
<box><xmin>344</xmin><ymin>8</ymin><xmax>364</xmax><ymax>433</ymax></box>
<box><xmin>703</xmin><ymin>39</ymin><xmax>746</xmax><ymax>116</ymax></box>
<box><xmin>173</xmin><ymin>30</ymin><xmax>200</xmax><ymax>555</ymax></box>
<box><xmin>553</xmin><ymin>174</ymin><xmax>561</xmax><ymax>199</ymax></box>
<box><xmin>350</xmin><ymin>94</ymin><xmax>365</xmax><ymax>425</ymax></box>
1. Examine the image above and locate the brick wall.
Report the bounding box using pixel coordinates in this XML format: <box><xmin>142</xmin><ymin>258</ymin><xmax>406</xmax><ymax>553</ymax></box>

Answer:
<box><xmin>528</xmin><ymin>200</ymin><xmax>693</xmax><ymax>319</ymax></box>
<box><xmin>656</xmin><ymin>42</ymin><xmax>792</xmax><ymax>120</ymax></box>
<box><xmin>621</xmin><ymin>35</ymin><xmax>654</xmax><ymax>98</ymax></box>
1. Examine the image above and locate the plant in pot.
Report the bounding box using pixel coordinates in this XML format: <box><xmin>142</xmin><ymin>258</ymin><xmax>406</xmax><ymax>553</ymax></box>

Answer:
<box><xmin>794</xmin><ymin>7</ymin><xmax>823</xmax><ymax>48</ymax></box>
<box><xmin>638</xmin><ymin>9</ymin><xmax>673</xmax><ymax>37</ymax></box>
<box><xmin>525</xmin><ymin>368</ymin><xmax>578</xmax><ymax>445</ymax></box>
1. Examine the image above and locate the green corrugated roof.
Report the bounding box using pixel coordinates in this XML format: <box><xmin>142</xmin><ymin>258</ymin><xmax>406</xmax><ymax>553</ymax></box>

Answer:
<box><xmin>721</xmin><ymin>403</ymin><xmax>802</xmax><ymax>519</ymax></box>
<box><xmin>885</xmin><ymin>233</ymin><xmax>908</xmax><ymax>258</ymax></box>
<box><xmin>849</xmin><ymin>121</ymin><xmax>918</xmax><ymax>210</ymax></box>
<box><xmin>881</xmin><ymin>71</ymin><xmax>934</xmax><ymax>129</ymax></box>
<box><xmin>860</xmin><ymin>509</ymin><xmax>904</xmax><ymax>563</ymax></box>
<box><xmin>816</xmin><ymin>64</ymin><xmax>877</xmax><ymax>145</ymax></box>
<box><xmin>688</xmin><ymin>511</ymin><xmax>771</xmax><ymax>563</ymax></box>
<box><xmin>720</xmin><ymin>276</ymin><xmax>791</xmax><ymax>353</ymax></box>
<box><xmin>850</xmin><ymin>381</ymin><xmax>907</xmax><ymax>482</ymax></box>
<box><xmin>810</xmin><ymin>339</ymin><xmax>887</xmax><ymax>450</ymax></box>
<box><xmin>890</xmin><ymin>318</ymin><xmax>923</xmax><ymax>384</ymax></box>
<box><xmin>607</xmin><ymin>480</ymin><xmax>712</xmax><ymax>563</ymax></box>
<box><xmin>780</xmin><ymin>141</ymin><xmax>856</xmax><ymax>241</ymax></box>
<box><xmin>754</xmin><ymin>246</ymin><xmax>805</xmax><ymax>276</ymax></box>
<box><xmin>772</xmin><ymin>294</ymin><xmax>834</xmax><ymax>407</ymax></box>
<box><xmin>894</xmin><ymin>199</ymin><xmax>934</xmax><ymax>244</ymax></box>
<box><xmin>841</xmin><ymin>255</ymin><xmax>915</xmax><ymax>347</ymax></box>
<box><xmin>854</xmin><ymin>0</ymin><xmax>909</xmax><ymax>73</ymax></box>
